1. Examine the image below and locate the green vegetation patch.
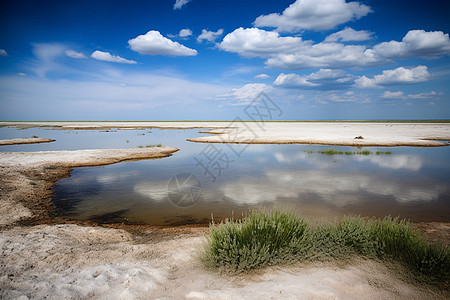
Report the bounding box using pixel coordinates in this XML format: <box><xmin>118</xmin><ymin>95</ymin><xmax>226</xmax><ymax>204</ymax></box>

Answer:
<box><xmin>202</xmin><ymin>209</ymin><xmax>449</xmax><ymax>283</ymax></box>
<box><xmin>137</xmin><ymin>144</ymin><xmax>162</xmax><ymax>148</ymax></box>
<box><xmin>304</xmin><ymin>149</ymin><xmax>391</xmax><ymax>156</ymax></box>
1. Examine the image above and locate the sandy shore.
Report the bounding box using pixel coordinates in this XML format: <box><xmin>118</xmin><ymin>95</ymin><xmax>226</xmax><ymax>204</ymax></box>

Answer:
<box><xmin>2</xmin><ymin>224</ymin><xmax>447</xmax><ymax>300</ymax></box>
<box><xmin>2</xmin><ymin>121</ymin><xmax>449</xmax><ymax>147</ymax></box>
<box><xmin>0</xmin><ymin>137</ymin><xmax>56</xmax><ymax>146</ymax></box>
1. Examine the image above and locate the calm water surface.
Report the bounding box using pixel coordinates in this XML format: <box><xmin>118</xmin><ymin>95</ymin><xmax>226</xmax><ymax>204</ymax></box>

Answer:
<box><xmin>1</xmin><ymin>126</ymin><xmax>449</xmax><ymax>225</ymax></box>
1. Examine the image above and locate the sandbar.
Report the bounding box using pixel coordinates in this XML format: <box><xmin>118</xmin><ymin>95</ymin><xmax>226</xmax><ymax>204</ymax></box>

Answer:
<box><xmin>0</xmin><ymin>137</ymin><xmax>56</xmax><ymax>145</ymax></box>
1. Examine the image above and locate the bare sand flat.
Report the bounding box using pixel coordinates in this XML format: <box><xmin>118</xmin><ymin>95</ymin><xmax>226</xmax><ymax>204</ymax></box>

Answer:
<box><xmin>0</xmin><ymin>137</ymin><xmax>55</xmax><ymax>145</ymax></box>
<box><xmin>188</xmin><ymin>122</ymin><xmax>450</xmax><ymax>147</ymax></box>
<box><xmin>2</xmin><ymin>121</ymin><xmax>449</xmax><ymax>146</ymax></box>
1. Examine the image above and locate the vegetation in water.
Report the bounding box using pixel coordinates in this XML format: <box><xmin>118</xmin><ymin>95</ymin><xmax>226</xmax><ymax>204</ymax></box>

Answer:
<box><xmin>137</xmin><ymin>144</ymin><xmax>162</xmax><ymax>148</ymax></box>
<box><xmin>304</xmin><ymin>149</ymin><xmax>391</xmax><ymax>156</ymax></box>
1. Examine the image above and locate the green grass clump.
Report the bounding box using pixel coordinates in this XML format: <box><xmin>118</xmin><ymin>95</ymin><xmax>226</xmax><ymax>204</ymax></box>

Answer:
<box><xmin>203</xmin><ymin>210</ymin><xmax>310</xmax><ymax>271</ymax></box>
<box><xmin>31</xmin><ymin>135</ymin><xmax>39</xmax><ymax>138</ymax></box>
<box><xmin>202</xmin><ymin>210</ymin><xmax>450</xmax><ymax>282</ymax></box>
<box><xmin>376</xmin><ymin>151</ymin><xmax>392</xmax><ymax>155</ymax></box>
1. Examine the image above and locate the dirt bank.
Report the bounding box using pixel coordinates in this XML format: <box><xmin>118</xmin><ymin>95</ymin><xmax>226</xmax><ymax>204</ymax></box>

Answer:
<box><xmin>0</xmin><ymin>147</ymin><xmax>178</xmax><ymax>226</ymax></box>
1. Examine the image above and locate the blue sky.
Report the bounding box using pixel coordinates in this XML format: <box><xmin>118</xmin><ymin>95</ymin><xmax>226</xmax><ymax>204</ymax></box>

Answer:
<box><xmin>0</xmin><ymin>0</ymin><xmax>449</xmax><ymax>120</ymax></box>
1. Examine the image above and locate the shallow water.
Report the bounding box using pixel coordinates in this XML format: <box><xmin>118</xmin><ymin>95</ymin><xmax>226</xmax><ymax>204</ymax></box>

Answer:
<box><xmin>1</xmin><ymin>126</ymin><xmax>449</xmax><ymax>225</ymax></box>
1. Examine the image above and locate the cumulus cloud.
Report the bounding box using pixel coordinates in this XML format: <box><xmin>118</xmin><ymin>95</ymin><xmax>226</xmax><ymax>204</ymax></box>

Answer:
<box><xmin>219</xmin><ymin>29</ymin><xmax>450</xmax><ymax>70</ymax></box>
<box><xmin>179</xmin><ymin>28</ymin><xmax>192</xmax><ymax>38</ymax></box>
<box><xmin>382</xmin><ymin>91</ymin><xmax>406</xmax><ymax>99</ymax></box>
<box><xmin>355</xmin><ymin>66</ymin><xmax>430</xmax><ymax>88</ymax></box>
<box><xmin>0</xmin><ymin>49</ymin><xmax>7</xmax><ymax>56</ymax></box>
<box><xmin>382</xmin><ymin>90</ymin><xmax>443</xmax><ymax>100</ymax></box>
<box><xmin>408</xmin><ymin>91</ymin><xmax>442</xmax><ymax>99</ymax></box>
<box><xmin>274</xmin><ymin>69</ymin><xmax>355</xmax><ymax>89</ymax></box>
<box><xmin>17</xmin><ymin>72</ymin><xmax>27</xmax><ymax>77</ymax></box>
<box><xmin>174</xmin><ymin>0</ymin><xmax>191</xmax><ymax>10</ymax></box>
<box><xmin>373</xmin><ymin>30</ymin><xmax>450</xmax><ymax>59</ymax></box>
<box><xmin>128</xmin><ymin>30</ymin><xmax>197</xmax><ymax>56</ymax></box>
<box><xmin>91</xmin><ymin>50</ymin><xmax>137</xmax><ymax>64</ymax></box>
<box><xmin>197</xmin><ymin>29</ymin><xmax>224</xmax><ymax>43</ymax></box>
<box><xmin>254</xmin><ymin>74</ymin><xmax>270</xmax><ymax>79</ymax></box>
<box><xmin>65</xmin><ymin>50</ymin><xmax>87</xmax><ymax>59</ymax></box>
<box><xmin>217</xmin><ymin>83</ymin><xmax>270</xmax><ymax>105</ymax></box>
<box><xmin>324</xmin><ymin>27</ymin><xmax>373</xmax><ymax>42</ymax></box>
<box><xmin>254</xmin><ymin>0</ymin><xmax>372</xmax><ymax>32</ymax></box>
<box><xmin>218</xmin><ymin>27</ymin><xmax>306</xmax><ymax>58</ymax></box>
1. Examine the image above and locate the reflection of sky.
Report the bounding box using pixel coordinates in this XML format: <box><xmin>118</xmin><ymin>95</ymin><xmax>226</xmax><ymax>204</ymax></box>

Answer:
<box><xmin>219</xmin><ymin>169</ymin><xmax>445</xmax><ymax>206</ymax></box>
<box><xmin>45</xmin><ymin>130</ymin><xmax>450</xmax><ymax>224</ymax></box>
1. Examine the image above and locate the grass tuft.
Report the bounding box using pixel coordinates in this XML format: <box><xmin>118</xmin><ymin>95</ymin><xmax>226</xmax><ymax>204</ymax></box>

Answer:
<box><xmin>202</xmin><ymin>210</ymin><xmax>450</xmax><ymax>282</ymax></box>
<box><xmin>304</xmin><ymin>149</ymin><xmax>392</xmax><ymax>156</ymax></box>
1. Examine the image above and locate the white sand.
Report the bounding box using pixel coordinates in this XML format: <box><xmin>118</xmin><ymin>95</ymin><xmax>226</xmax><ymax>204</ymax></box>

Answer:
<box><xmin>1</xmin><ymin>224</ymin><xmax>444</xmax><ymax>300</ymax></box>
<box><xmin>188</xmin><ymin>122</ymin><xmax>450</xmax><ymax>147</ymax></box>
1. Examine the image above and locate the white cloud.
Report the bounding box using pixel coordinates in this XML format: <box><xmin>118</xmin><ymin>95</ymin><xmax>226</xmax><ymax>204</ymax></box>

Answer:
<box><xmin>355</xmin><ymin>66</ymin><xmax>430</xmax><ymax>88</ymax></box>
<box><xmin>197</xmin><ymin>29</ymin><xmax>224</xmax><ymax>43</ymax></box>
<box><xmin>407</xmin><ymin>91</ymin><xmax>442</xmax><ymax>99</ymax></box>
<box><xmin>324</xmin><ymin>27</ymin><xmax>373</xmax><ymax>42</ymax></box>
<box><xmin>382</xmin><ymin>90</ymin><xmax>443</xmax><ymax>100</ymax></box>
<box><xmin>91</xmin><ymin>50</ymin><xmax>137</xmax><ymax>64</ymax></box>
<box><xmin>32</xmin><ymin>43</ymin><xmax>65</xmax><ymax>61</ymax></box>
<box><xmin>0</xmin><ymin>70</ymin><xmax>231</xmax><ymax>119</ymax></box>
<box><xmin>218</xmin><ymin>27</ymin><xmax>306</xmax><ymax>58</ymax></box>
<box><xmin>174</xmin><ymin>0</ymin><xmax>191</xmax><ymax>10</ymax></box>
<box><xmin>0</xmin><ymin>49</ymin><xmax>7</xmax><ymax>56</ymax></box>
<box><xmin>220</xmin><ymin>29</ymin><xmax>450</xmax><ymax>70</ymax></box>
<box><xmin>254</xmin><ymin>0</ymin><xmax>372</xmax><ymax>32</ymax></box>
<box><xmin>217</xmin><ymin>83</ymin><xmax>270</xmax><ymax>105</ymax></box>
<box><xmin>373</xmin><ymin>30</ymin><xmax>450</xmax><ymax>59</ymax></box>
<box><xmin>65</xmin><ymin>50</ymin><xmax>87</xmax><ymax>59</ymax></box>
<box><xmin>274</xmin><ymin>69</ymin><xmax>355</xmax><ymax>89</ymax></box>
<box><xmin>254</xmin><ymin>74</ymin><xmax>270</xmax><ymax>79</ymax></box>
<box><xmin>128</xmin><ymin>30</ymin><xmax>197</xmax><ymax>56</ymax></box>
<box><xmin>17</xmin><ymin>73</ymin><xmax>27</xmax><ymax>77</ymax></box>
<box><xmin>179</xmin><ymin>28</ymin><xmax>192</xmax><ymax>38</ymax></box>
<box><xmin>382</xmin><ymin>91</ymin><xmax>406</xmax><ymax>99</ymax></box>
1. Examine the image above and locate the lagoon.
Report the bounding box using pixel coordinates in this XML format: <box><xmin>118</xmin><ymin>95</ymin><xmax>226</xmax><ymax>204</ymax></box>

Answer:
<box><xmin>1</xmin><ymin>125</ymin><xmax>449</xmax><ymax>225</ymax></box>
